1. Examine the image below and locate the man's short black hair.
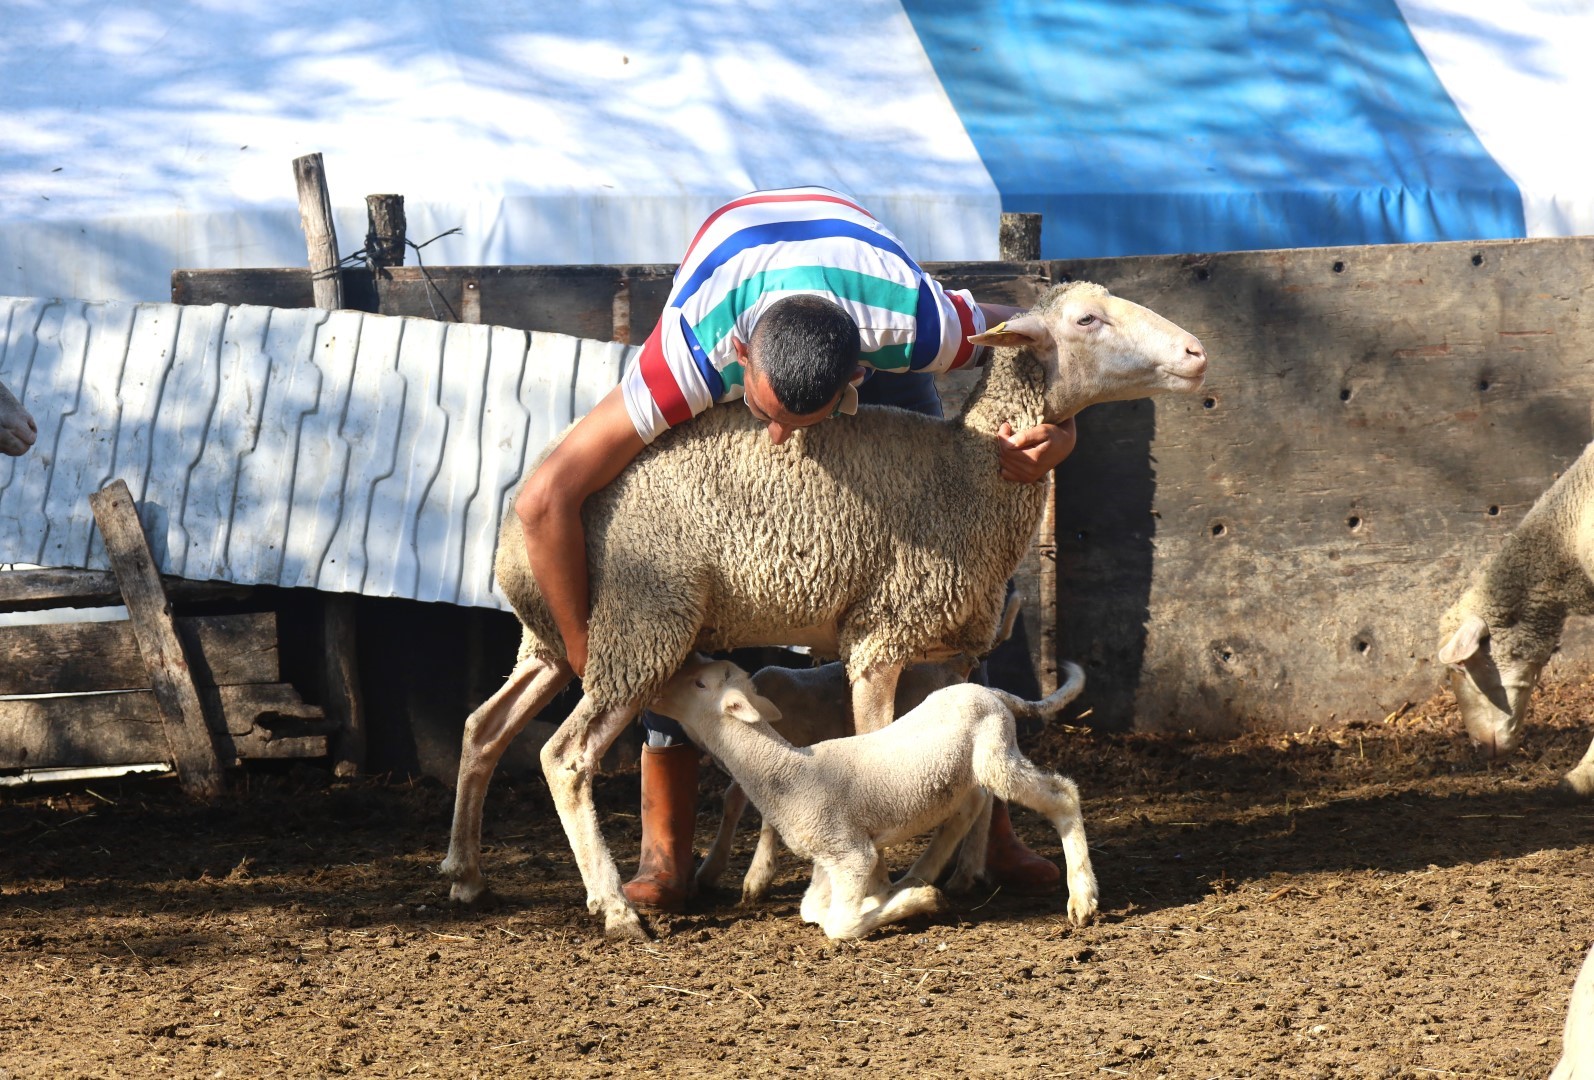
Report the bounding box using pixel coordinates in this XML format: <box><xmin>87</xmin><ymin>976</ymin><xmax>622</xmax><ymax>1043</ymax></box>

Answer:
<box><xmin>749</xmin><ymin>294</ymin><xmax>861</xmax><ymax>416</ymax></box>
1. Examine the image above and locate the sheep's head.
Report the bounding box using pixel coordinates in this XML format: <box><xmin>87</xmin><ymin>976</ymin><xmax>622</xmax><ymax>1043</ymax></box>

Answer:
<box><xmin>967</xmin><ymin>281</ymin><xmax>1208</xmax><ymax>419</ymax></box>
<box><xmin>1437</xmin><ymin>599</ymin><xmax>1546</xmax><ymax>759</ymax></box>
<box><xmin>651</xmin><ymin>654</ymin><xmax>783</xmax><ymax>731</ymax></box>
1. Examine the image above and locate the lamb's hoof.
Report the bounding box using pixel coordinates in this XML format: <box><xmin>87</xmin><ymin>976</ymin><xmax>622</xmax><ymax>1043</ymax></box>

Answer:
<box><xmin>1066</xmin><ymin>886</ymin><xmax>1100</xmax><ymax>926</ymax></box>
<box><xmin>943</xmin><ymin>867</ymin><xmax>982</xmax><ymax>895</ymax></box>
<box><xmin>1554</xmin><ymin>771</ymin><xmax>1594</xmax><ymax>802</ymax></box>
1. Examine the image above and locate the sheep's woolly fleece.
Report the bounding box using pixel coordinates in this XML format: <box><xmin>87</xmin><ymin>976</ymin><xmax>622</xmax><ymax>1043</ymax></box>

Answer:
<box><xmin>491</xmin><ymin>288</ymin><xmax>1086</xmax><ymax>710</ymax></box>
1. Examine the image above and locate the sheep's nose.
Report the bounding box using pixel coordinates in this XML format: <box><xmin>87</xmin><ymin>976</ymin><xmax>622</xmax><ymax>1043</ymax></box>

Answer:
<box><xmin>1185</xmin><ymin>337</ymin><xmax>1208</xmax><ymax>378</ymax></box>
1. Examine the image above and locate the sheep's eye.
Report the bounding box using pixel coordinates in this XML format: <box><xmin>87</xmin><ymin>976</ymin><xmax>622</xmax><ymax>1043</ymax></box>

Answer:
<box><xmin>1077</xmin><ymin>314</ymin><xmax>1097</xmax><ymax>326</ymax></box>
<box><xmin>694</xmin><ymin>678</ymin><xmax>706</xmax><ymax>689</ymax></box>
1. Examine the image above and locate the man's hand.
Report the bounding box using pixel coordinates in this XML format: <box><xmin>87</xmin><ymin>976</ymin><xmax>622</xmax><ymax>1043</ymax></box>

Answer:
<box><xmin>997</xmin><ymin>418</ymin><xmax>1077</xmax><ymax>483</ymax></box>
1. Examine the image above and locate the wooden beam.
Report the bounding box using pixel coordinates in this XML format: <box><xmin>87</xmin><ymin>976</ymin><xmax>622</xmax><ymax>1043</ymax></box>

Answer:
<box><xmin>0</xmin><ymin>684</ymin><xmax>328</xmax><ymax>770</ymax></box>
<box><xmin>88</xmin><ymin>480</ymin><xmax>225</xmax><ymax>798</ymax></box>
<box><xmin>364</xmin><ymin>194</ymin><xmax>407</xmax><ymax>268</ymax></box>
<box><xmin>0</xmin><ymin>568</ymin><xmax>250</xmax><ymax>613</ymax></box>
<box><xmin>293</xmin><ymin>152</ymin><xmax>343</xmax><ymax>310</ymax></box>
<box><xmin>0</xmin><ymin>611</ymin><xmax>280</xmax><ymax>696</ymax></box>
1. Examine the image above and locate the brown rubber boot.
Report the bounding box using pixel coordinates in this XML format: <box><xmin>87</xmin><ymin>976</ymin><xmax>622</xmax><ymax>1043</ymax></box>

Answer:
<box><xmin>622</xmin><ymin>743</ymin><xmax>700</xmax><ymax>913</ymax></box>
<box><xmin>984</xmin><ymin>798</ymin><xmax>1060</xmax><ymax>894</ymax></box>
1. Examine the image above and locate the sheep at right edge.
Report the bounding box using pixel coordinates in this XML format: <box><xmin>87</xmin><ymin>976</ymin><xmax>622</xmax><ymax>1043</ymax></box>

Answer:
<box><xmin>441</xmin><ymin>280</ymin><xmax>1208</xmax><ymax>941</ymax></box>
<box><xmin>1437</xmin><ymin>437</ymin><xmax>1594</xmax><ymax>797</ymax></box>
<box><xmin>649</xmin><ymin>654</ymin><xmax>1096</xmax><ymax>941</ymax></box>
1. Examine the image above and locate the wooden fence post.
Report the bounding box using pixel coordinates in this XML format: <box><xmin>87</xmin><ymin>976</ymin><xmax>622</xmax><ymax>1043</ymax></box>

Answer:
<box><xmin>293</xmin><ymin>153</ymin><xmax>343</xmax><ymax>311</ymax></box>
<box><xmin>292</xmin><ymin>155</ymin><xmax>367</xmax><ymax>776</ymax></box>
<box><xmin>998</xmin><ymin>212</ymin><xmax>1058</xmax><ymax>694</ymax></box>
<box><xmin>89</xmin><ymin>481</ymin><xmax>225</xmax><ymax>798</ymax></box>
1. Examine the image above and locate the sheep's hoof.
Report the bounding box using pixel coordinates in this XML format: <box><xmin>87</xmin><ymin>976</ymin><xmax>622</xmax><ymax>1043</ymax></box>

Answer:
<box><xmin>1066</xmin><ymin>888</ymin><xmax>1099</xmax><ymax>926</ymax></box>
<box><xmin>603</xmin><ymin>908</ymin><xmax>651</xmax><ymax>942</ymax></box>
<box><xmin>442</xmin><ymin>863</ymin><xmax>489</xmax><ymax>906</ymax></box>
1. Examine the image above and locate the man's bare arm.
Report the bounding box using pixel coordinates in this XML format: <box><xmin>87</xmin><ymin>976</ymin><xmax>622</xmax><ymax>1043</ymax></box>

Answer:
<box><xmin>513</xmin><ymin>386</ymin><xmax>646</xmax><ymax>677</ymax></box>
<box><xmin>976</xmin><ymin>302</ymin><xmax>1076</xmax><ymax>481</ymax></box>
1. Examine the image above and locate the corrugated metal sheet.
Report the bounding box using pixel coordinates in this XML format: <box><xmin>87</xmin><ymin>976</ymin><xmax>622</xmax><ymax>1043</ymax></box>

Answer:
<box><xmin>0</xmin><ymin>296</ymin><xmax>634</xmax><ymax>610</ymax></box>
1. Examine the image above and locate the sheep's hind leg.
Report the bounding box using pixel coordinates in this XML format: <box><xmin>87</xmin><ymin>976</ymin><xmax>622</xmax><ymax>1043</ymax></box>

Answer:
<box><xmin>991</xmin><ymin>758</ymin><xmax>1098</xmax><ymax>925</ymax></box>
<box><xmin>441</xmin><ymin>655</ymin><xmax>573</xmax><ymax>904</ymax></box>
<box><xmin>1559</xmin><ymin>733</ymin><xmax>1594</xmax><ymax>799</ymax></box>
<box><xmin>541</xmin><ymin>696</ymin><xmax>646</xmax><ymax>939</ymax></box>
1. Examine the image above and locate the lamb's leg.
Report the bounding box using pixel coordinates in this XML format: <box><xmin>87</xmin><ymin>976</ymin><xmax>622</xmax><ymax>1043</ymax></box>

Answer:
<box><xmin>740</xmin><ymin>821</ymin><xmax>782</xmax><ymax>903</ymax></box>
<box><xmin>821</xmin><ymin>849</ymin><xmax>944</xmax><ymax>941</ymax></box>
<box><xmin>696</xmin><ymin>780</ymin><xmax>749</xmax><ymax>891</ymax></box>
<box><xmin>441</xmin><ymin>656</ymin><xmax>573</xmax><ymax>904</ymax></box>
<box><xmin>850</xmin><ymin>663</ymin><xmax>903</xmax><ymax>734</ymax></box>
<box><xmin>900</xmin><ymin>788</ymin><xmax>987</xmax><ymax>888</ymax></box>
<box><xmin>540</xmin><ymin>696</ymin><xmax>646</xmax><ymax>940</ymax></box>
<box><xmin>1560</xmin><ymin>733</ymin><xmax>1594</xmax><ymax>799</ymax></box>
<box><xmin>987</xmin><ymin>755</ymin><xmax>1098</xmax><ymax>925</ymax></box>
<box><xmin>800</xmin><ymin>861</ymin><xmax>833</xmax><ymax>926</ymax></box>
<box><xmin>945</xmin><ymin>793</ymin><xmax>994</xmax><ymax>893</ymax></box>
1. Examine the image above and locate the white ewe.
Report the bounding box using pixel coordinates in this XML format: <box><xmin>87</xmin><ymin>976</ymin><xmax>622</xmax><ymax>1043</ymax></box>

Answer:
<box><xmin>0</xmin><ymin>381</ymin><xmax>36</xmax><ymax>457</ymax></box>
<box><xmin>1437</xmin><ymin>439</ymin><xmax>1594</xmax><ymax>797</ymax></box>
<box><xmin>441</xmin><ymin>281</ymin><xmax>1206</xmax><ymax>939</ymax></box>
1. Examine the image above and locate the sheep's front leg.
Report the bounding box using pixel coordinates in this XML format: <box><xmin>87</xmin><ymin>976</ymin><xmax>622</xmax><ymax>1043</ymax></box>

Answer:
<box><xmin>850</xmin><ymin>663</ymin><xmax>903</xmax><ymax>734</ymax></box>
<box><xmin>540</xmin><ymin>696</ymin><xmax>646</xmax><ymax>940</ymax></box>
<box><xmin>442</xmin><ymin>656</ymin><xmax>573</xmax><ymax>903</ymax></box>
<box><xmin>695</xmin><ymin>780</ymin><xmax>748</xmax><ymax>892</ymax></box>
<box><xmin>821</xmin><ymin>850</ymin><xmax>944</xmax><ymax>941</ymax></box>
<box><xmin>740</xmin><ymin>821</ymin><xmax>782</xmax><ymax>902</ymax></box>
<box><xmin>1560</xmin><ymin>733</ymin><xmax>1594</xmax><ymax>799</ymax></box>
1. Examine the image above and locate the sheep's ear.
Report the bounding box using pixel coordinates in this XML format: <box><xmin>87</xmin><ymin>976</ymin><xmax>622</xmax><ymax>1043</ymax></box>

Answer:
<box><xmin>967</xmin><ymin>313</ymin><xmax>1049</xmax><ymax>349</ymax></box>
<box><xmin>723</xmin><ymin>689</ymin><xmax>780</xmax><ymax>726</ymax></box>
<box><xmin>1438</xmin><ymin>614</ymin><xmax>1489</xmax><ymax>666</ymax></box>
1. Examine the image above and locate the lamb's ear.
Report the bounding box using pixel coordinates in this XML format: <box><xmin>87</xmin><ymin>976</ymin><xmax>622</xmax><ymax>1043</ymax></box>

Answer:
<box><xmin>967</xmin><ymin>313</ymin><xmax>1049</xmax><ymax>349</ymax></box>
<box><xmin>1438</xmin><ymin>614</ymin><xmax>1489</xmax><ymax>665</ymax></box>
<box><xmin>723</xmin><ymin>689</ymin><xmax>781</xmax><ymax>726</ymax></box>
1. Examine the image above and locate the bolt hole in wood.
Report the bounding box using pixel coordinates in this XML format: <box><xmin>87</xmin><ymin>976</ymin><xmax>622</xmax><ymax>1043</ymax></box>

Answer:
<box><xmin>1472</xmin><ymin>253</ymin><xmax>1485</xmax><ymax>266</ymax></box>
<box><xmin>1339</xmin><ymin>388</ymin><xmax>1352</xmax><ymax>402</ymax></box>
<box><xmin>1194</xmin><ymin>267</ymin><xmax>1210</xmax><ymax>281</ymax></box>
<box><xmin>1218</xmin><ymin>648</ymin><xmax>1235</xmax><ymax>664</ymax></box>
<box><xmin>1478</xmin><ymin>378</ymin><xmax>1491</xmax><ymax>392</ymax></box>
<box><xmin>1488</xmin><ymin>505</ymin><xmax>1501</xmax><ymax>516</ymax></box>
<box><xmin>1346</xmin><ymin>515</ymin><xmax>1363</xmax><ymax>530</ymax></box>
<box><xmin>1333</xmin><ymin>260</ymin><xmax>1345</xmax><ymax>273</ymax></box>
<box><xmin>1355</xmin><ymin>639</ymin><xmax>1371</xmax><ymax>655</ymax></box>
<box><xmin>1203</xmin><ymin>396</ymin><xmax>1216</xmax><ymax>409</ymax></box>
<box><xmin>1211</xmin><ymin>522</ymin><xmax>1227</xmax><ymax>537</ymax></box>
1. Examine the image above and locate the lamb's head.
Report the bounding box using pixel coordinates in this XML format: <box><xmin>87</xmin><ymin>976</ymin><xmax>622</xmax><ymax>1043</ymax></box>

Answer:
<box><xmin>968</xmin><ymin>281</ymin><xmax>1207</xmax><ymax>420</ymax></box>
<box><xmin>651</xmin><ymin>655</ymin><xmax>784</xmax><ymax>736</ymax></box>
<box><xmin>1437</xmin><ymin>595</ymin><xmax>1547</xmax><ymax>759</ymax></box>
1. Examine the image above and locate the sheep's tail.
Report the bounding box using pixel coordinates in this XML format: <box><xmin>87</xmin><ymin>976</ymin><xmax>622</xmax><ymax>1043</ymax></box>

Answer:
<box><xmin>988</xmin><ymin>661</ymin><xmax>1086</xmax><ymax>724</ymax></box>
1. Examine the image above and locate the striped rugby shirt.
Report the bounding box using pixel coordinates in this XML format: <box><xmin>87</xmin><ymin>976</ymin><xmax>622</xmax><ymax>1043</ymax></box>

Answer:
<box><xmin>620</xmin><ymin>186</ymin><xmax>990</xmax><ymax>443</ymax></box>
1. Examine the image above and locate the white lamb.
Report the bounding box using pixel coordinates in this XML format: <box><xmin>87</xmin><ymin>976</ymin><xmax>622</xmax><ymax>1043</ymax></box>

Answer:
<box><xmin>1437</xmin><ymin>438</ymin><xmax>1594</xmax><ymax>797</ymax></box>
<box><xmin>700</xmin><ymin>596</ymin><xmax>1024</xmax><ymax>901</ymax></box>
<box><xmin>1552</xmin><ymin>941</ymin><xmax>1594</xmax><ymax>1079</ymax></box>
<box><xmin>0</xmin><ymin>381</ymin><xmax>36</xmax><ymax>457</ymax></box>
<box><xmin>649</xmin><ymin>654</ymin><xmax>1096</xmax><ymax>940</ymax></box>
<box><xmin>441</xmin><ymin>280</ymin><xmax>1206</xmax><ymax>940</ymax></box>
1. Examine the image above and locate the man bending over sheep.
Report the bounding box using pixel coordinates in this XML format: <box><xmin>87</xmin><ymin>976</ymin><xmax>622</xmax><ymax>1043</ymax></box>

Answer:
<box><xmin>514</xmin><ymin>186</ymin><xmax>1075</xmax><ymax>912</ymax></box>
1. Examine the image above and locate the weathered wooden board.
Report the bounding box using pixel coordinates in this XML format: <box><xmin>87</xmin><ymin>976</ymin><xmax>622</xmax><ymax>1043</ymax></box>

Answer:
<box><xmin>0</xmin><ymin>684</ymin><xmax>328</xmax><ymax>770</ymax></box>
<box><xmin>1046</xmin><ymin>237</ymin><xmax>1594</xmax><ymax>732</ymax></box>
<box><xmin>0</xmin><ymin>611</ymin><xmax>280</xmax><ymax>696</ymax></box>
<box><xmin>0</xmin><ymin>569</ymin><xmax>251</xmax><ymax>613</ymax></box>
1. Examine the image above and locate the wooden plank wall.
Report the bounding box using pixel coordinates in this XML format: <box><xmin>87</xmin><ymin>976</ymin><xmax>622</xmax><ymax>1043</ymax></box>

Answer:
<box><xmin>174</xmin><ymin>236</ymin><xmax>1594</xmax><ymax>734</ymax></box>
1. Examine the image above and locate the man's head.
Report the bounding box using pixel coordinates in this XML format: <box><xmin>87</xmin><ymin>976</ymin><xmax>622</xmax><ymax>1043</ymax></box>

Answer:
<box><xmin>737</xmin><ymin>294</ymin><xmax>860</xmax><ymax>444</ymax></box>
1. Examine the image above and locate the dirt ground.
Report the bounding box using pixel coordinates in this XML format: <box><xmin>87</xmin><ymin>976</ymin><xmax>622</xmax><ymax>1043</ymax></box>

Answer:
<box><xmin>5</xmin><ymin>674</ymin><xmax>1594</xmax><ymax>1079</ymax></box>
